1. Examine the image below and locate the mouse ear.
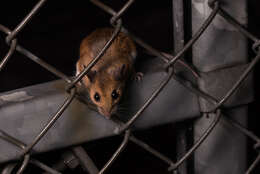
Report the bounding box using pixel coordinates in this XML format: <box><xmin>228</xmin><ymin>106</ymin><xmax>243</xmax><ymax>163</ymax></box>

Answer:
<box><xmin>83</xmin><ymin>65</ymin><xmax>96</xmax><ymax>82</ymax></box>
<box><xmin>112</xmin><ymin>64</ymin><xmax>126</xmax><ymax>81</ymax></box>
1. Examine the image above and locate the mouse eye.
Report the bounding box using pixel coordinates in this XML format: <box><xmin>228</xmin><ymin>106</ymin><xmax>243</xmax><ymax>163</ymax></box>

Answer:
<box><xmin>94</xmin><ymin>92</ymin><xmax>100</xmax><ymax>102</ymax></box>
<box><xmin>111</xmin><ymin>90</ymin><xmax>119</xmax><ymax>100</ymax></box>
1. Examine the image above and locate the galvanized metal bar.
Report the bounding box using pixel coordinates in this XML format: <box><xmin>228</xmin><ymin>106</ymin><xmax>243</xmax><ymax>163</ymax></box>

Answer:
<box><xmin>217</xmin><ymin>7</ymin><xmax>258</xmax><ymax>43</ymax></box>
<box><xmin>42</xmin><ymin>151</ymin><xmax>80</xmax><ymax>174</ymax></box>
<box><xmin>212</xmin><ymin>51</ymin><xmax>260</xmax><ymax>111</ymax></box>
<box><xmin>172</xmin><ymin>0</ymin><xmax>184</xmax><ymax>55</ymax></box>
<box><xmin>168</xmin><ymin>110</ymin><xmax>221</xmax><ymax>171</ymax></box>
<box><xmin>72</xmin><ymin>146</ymin><xmax>99</xmax><ymax>174</ymax></box>
<box><xmin>21</xmin><ymin>88</ymin><xmax>76</xmax><ymax>156</ymax></box>
<box><xmin>0</xmin><ymin>61</ymin><xmax>200</xmax><ymax>163</ymax></box>
<box><xmin>29</xmin><ymin>159</ymin><xmax>62</xmax><ymax>174</ymax></box>
<box><xmin>166</xmin><ymin>1</ymin><xmax>219</xmax><ymax>68</ymax></box>
<box><xmin>175</xmin><ymin>124</ymin><xmax>188</xmax><ymax>174</ymax></box>
<box><xmin>117</xmin><ymin>68</ymin><xmax>174</xmax><ymax>133</ymax></box>
<box><xmin>172</xmin><ymin>74</ymin><xmax>218</xmax><ymax>105</ymax></box>
<box><xmin>172</xmin><ymin>0</ymin><xmax>188</xmax><ymax>173</ymax></box>
<box><xmin>192</xmin><ymin>1</ymin><xmax>249</xmax><ymax>174</ymax></box>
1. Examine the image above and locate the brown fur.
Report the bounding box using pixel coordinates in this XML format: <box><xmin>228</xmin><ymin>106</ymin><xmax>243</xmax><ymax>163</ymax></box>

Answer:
<box><xmin>76</xmin><ymin>28</ymin><xmax>136</xmax><ymax>118</ymax></box>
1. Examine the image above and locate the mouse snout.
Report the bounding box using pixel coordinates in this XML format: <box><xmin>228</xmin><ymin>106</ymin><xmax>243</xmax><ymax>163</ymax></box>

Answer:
<box><xmin>98</xmin><ymin>107</ymin><xmax>112</xmax><ymax>119</ymax></box>
<box><xmin>98</xmin><ymin>106</ymin><xmax>117</xmax><ymax>119</ymax></box>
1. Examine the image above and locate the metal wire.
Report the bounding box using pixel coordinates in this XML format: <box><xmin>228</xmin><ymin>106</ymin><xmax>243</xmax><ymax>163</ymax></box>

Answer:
<box><xmin>165</xmin><ymin>1</ymin><xmax>220</xmax><ymax>68</ymax></box>
<box><xmin>168</xmin><ymin>110</ymin><xmax>222</xmax><ymax>171</ymax></box>
<box><xmin>16</xmin><ymin>155</ymin><xmax>30</xmax><ymax>174</ymax></box>
<box><xmin>16</xmin><ymin>45</ymin><xmax>71</xmax><ymax>83</ymax></box>
<box><xmin>99</xmin><ymin>130</ymin><xmax>131</xmax><ymax>174</ymax></box>
<box><xmin>211</xmin><ymin>51</ymin><xmax>260</xmax><ymax>112</ymax></box>
<box><xmin>0</xmin><ymin>25</ymin><xmax>17</xmax><ymax>71</ymax></box>
<box><xmin>21</xmin><ymin>88</ymin><xmax>76</xmax><ymax>156</ymax></box>
<box><xmin>0</xmin><ymin>130</ymin><xmax>62</xmax><ymax>174</ymax></box>
<box><xmin>66</xmin><ymin>20</ymin><xmax>122</xmax><ymax>91</ymax></box>
<box><xmin>129</xmin><ymin>136</ymin><xmax>175</xmax><ymax>166</ymax></box>
<box><xmin>90</xmin><ymin>0</ymin><xmax>199</xmax><ymax>77</ymax></box>
<box><xmin>0</xmin><ymin>0</ymin><xmax>259</xmax><ymax>173</ymax></box>
<box><xmin>245</xmin><ymin>153</ymin><xmax>260</xmax><ymax>174</ymax></box>
<box><xmin>5</xmin><ymin>0</ymin><xmax>48</xmax><ymax>44</ymax></box>
<box><xmin>1</xmin><ymin>164</ymin><xmax>16</xmax><ymax>174</ymax></box>
<box><xmin>29</xmin><ymin>159</ymin><xmax>62</xmax><ymax>174</ymax></box>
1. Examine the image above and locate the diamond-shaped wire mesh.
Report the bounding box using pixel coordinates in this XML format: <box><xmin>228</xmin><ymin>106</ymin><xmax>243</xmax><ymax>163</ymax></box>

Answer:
<box><xmin>0</xmin><ymin>0</ymin><xmax>259</xmax><ymax>173</ymax></box>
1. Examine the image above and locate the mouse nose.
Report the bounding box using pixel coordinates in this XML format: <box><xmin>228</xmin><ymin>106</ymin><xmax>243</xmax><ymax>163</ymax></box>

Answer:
<box><xmin>103</xmin><ymin>111</ymin><xmax>111</xmax><ymax>118</ymax></box>
<box><xmin>99</xmin><ymin>108</ymin><xmax>112</xmax><ymax>119</ymax></box>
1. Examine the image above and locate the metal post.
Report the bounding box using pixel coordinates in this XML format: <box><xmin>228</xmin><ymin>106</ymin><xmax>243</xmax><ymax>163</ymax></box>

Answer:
<box><xmin>172</xmin><ymin>0</ymin><xmax>188</xmax><ymax>174</ymax></box>
<box><xmin>192</xmin><ymin>0</ymin><xmax>248</xmax><ymax>173</ymax></box>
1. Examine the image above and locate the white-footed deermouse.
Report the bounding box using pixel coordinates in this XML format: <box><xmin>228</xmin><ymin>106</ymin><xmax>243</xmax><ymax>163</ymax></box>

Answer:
<box><xmin>76</xmin><ymin>28</ymin><xmax>137</xmax><ymax>118</ymax></box>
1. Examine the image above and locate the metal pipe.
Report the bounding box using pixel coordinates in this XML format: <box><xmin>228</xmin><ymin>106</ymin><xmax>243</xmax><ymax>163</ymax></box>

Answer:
<box><xmin>192</xmin><ymin>0</ymin><xmax>249</xmax><ymax>174</ymax></box>
<box><xmin>172</xmin><ymin>0</ymin><xmax>187</xmax><ymax>173</ymax></box>
<box><xmin>165</xmin><ymin>1</ymin><xmax>219</xmax><ymax>68</ymax></box>
<box><xmin>168</xmin><ymin>110</ymin><xmax>221</xmax><ymax>171</ymax></box>
<box><xmin>72</xmin><ymin>146</ymin><xmax>99</xmax><ymax>174</ymax></box>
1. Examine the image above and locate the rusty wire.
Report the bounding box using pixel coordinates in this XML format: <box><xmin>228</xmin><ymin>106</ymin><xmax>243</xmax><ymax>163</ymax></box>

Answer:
<box><xmin>0</xmin><ymin>0</ymin><xmax>259</xmax><ymax>173</ymax></box>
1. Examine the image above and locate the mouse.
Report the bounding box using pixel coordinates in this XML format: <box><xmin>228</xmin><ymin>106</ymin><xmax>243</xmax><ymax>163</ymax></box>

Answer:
<box><xmin>76</xmin><ymin>28</ymin><xmax>137</xmax><ymax>119</ymax></box>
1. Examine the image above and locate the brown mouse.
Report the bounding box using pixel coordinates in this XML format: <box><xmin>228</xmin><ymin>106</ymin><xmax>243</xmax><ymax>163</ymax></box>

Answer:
<box><xmin>76</xmin><ymin>28</ymin><xmax>137</xmax><ymax>118</ymax></box>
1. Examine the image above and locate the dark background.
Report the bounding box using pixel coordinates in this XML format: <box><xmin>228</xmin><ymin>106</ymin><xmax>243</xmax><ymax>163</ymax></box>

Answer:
<box><xmin>0</xmin><ymin>0</ymin><xmax>259</xmax><ymax>173</ymax></box>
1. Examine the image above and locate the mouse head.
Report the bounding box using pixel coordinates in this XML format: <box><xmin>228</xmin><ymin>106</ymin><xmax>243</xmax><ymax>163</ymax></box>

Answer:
<box><xmin>86</xmin><ymin>64</ymin><xmax>127</xmax><ymax>118</ymax></box>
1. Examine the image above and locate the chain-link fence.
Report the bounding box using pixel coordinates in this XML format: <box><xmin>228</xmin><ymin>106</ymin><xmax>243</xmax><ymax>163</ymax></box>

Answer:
<box><xmin>0</xmin><ymin>0</ymin><xmax>259</xmax><ymax>173</ymax></box>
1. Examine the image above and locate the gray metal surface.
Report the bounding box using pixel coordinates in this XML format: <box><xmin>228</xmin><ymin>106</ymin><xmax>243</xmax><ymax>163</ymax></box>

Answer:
<box><xmin>194</xmin><ymin>107</ymin><xmax>247</xmax><ymax>174</ymax></box>
<box><xmin>0</xmin><ymin>58</ymin><xmax>200</xmax><ymax>163</ymax></box>
<box><xmin>192</xmin><ymin>0</ymin><xmax>248</xmax><ymax>72</ymax></box>
<box><xmin>198</xmin><ymin>64</ymin><xmax>254</xmax><ymax>112</ymax></box>
<box><xmin>192</xmin><ymin>0</ymin><xmax>248</xmax><ymax>173</ymax></box>
<box><xmin>172</xmin><ymin>0</ymin><xmax>189</xmax><ymax>174</ymax></box>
